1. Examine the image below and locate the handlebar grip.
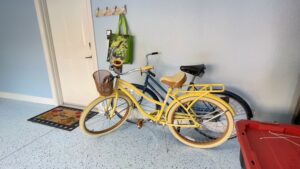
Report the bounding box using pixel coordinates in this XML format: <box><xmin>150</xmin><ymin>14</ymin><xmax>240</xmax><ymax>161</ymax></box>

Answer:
<box><xmin>141</xmin><ymin>66</ymin><xmax>154</xmax><ymax>73</ymax></box>
<box><xmin>148</xmin><ymin>70</ymin><xmax>156</xmax><ymax>77</ymax></box>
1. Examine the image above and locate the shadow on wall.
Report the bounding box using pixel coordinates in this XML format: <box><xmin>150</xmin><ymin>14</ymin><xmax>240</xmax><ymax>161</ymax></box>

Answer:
<box><xmin>254</xmin><ymin>3</ymin><xmax>300</xmax><ymax>123</ymax></box>
<box><xmin>253</xmin><ymin>74</ymin><xmax>300</xmax><ymax>124</ymax></box>
<box><xmin>244</xmin><ymin>1</ymin><xmax>300</xmax><ymax>123</ymax></box>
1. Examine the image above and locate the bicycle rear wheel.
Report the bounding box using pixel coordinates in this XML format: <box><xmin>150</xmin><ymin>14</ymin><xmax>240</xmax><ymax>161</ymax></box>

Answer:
<box><xmin>210</xmin><ymin>90</ymin><xmax>252</xmax><ymax>139</ymax></box>
<box><xmin>79</xmin><ymin>94</ymin><xmax>132</xmax><ymax>137</ymax></box>
<box><xmin>168</xmin><ymin>94</ymin><xmax>234</xmax><ymax>148</ymax></box>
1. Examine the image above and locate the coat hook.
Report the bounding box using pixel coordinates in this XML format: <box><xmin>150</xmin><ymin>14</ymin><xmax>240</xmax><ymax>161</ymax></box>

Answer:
<box><xmin>104</xmin><ymin>6</ymin><xmax>108</xmax><ymax>16</ymax></box>
<box><xmin>113</xmin><ymin>6</ymin><xmax>117</xmax><ymax>15</ymax></box>
<box><xmin>96</xmin><ymin>8</ymin><xmax>100</xmax><ymax>16</ymax></box>
<box><xmin>96</xmin><ymin>5</ymin><xmax>127</xmax><ymax>17</ymax></box>
<box><xmin>124</xmin><ymin>5</ymin><xmax>127</xmax><ymax>14</ymax></box>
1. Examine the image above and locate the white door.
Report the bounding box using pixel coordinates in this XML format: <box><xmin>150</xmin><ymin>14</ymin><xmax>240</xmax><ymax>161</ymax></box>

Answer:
<box><xmin>46</xmin><ymin>0</ymin><xmax>98</xmax><ymax>106</ymax></box>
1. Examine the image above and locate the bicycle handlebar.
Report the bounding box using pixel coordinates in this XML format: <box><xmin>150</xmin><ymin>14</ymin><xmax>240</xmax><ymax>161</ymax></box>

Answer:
<box><xmin>114</xmin><ymin>68</ymin><xmax>141</xmax><ymax>76</ymax></box>
<box><xmin>111</xmin><ymin>58</ymin><xmax>154</xmax><ymax>76</ymax></box>
<box><xmin>113</xmin><ymin>67</ymin><xmax>154</xmax><ymax>76</ymax></box>
<box><xmin>110</xmin><ymin>52</ymin><xmax>158</xmax><ymax>76</ymax></box>
<box><xmin>146</xmin><ymin>52</ymin><xmax>159</xmax><ymax>66</ymax></box>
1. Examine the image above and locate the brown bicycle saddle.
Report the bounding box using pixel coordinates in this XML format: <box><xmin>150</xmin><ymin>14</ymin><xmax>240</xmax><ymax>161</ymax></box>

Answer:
<box><xmin>160</xmin><ymin>72</ymin><xmax>187</xmax><ymax>88</ymax></box>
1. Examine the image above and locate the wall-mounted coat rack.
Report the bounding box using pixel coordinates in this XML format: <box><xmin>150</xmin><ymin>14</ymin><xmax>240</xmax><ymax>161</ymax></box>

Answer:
<box><xmin>96</xmin><ymin>5</ymin><xmax>127</xmax><ymax>17</ymax></box>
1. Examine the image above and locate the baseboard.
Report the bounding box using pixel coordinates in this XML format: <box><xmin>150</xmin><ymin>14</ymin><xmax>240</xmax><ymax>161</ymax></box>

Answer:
<box><xmin>0</xmin><ymin>91</ymin><xmax>56</xmax><ymax>105</ymax></box>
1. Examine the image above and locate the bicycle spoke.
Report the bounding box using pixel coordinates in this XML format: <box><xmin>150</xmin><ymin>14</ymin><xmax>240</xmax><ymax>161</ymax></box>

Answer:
<box><xmin>201</xmin><ymin>111</ymin><xmax>226</xmax><ymax>125</ymax></box>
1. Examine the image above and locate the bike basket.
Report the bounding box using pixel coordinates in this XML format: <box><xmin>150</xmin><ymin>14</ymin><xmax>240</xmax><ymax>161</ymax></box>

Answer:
<box><xmin>93</xmin><ymin>70</ymin><xmax>114</xmax><ymax>96</ymax></box>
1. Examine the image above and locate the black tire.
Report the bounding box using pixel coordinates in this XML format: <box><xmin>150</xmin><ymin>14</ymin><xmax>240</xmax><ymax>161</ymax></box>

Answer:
<box><xmin>240</xmin><ymin>150</ymin><xmax>245</xmax><ymax>169</ymax></box>
<box><xmin>125</xmin><ymin>83</ymin><xmax>160</xmax><ymax>124</ymax></box>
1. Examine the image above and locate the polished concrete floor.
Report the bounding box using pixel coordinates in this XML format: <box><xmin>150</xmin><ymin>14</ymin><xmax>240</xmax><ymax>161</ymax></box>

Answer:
<box><xmin>0</xmin><ymin>98</ymin><xmax>241</xmax><ymax>169</ymax></box>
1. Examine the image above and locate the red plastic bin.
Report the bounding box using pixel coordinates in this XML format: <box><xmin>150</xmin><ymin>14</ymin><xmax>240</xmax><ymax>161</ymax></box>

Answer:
<box><xmin>236</xmin><ymin>120</ymin><xmax>300</xmax><ymax>169</ymax></box>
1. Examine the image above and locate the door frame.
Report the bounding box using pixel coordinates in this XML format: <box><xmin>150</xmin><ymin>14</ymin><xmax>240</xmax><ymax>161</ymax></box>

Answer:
<box><xmin>34</xmin><ymin>0</ymin><xmax>98</xmax><ymax>105</ymax></box>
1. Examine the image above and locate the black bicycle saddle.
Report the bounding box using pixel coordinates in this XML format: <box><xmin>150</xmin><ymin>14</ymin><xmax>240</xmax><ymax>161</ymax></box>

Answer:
<box><xmin>180</xmin><ymin>64</ymin><xmax>206</xmax><ymax>76</ymax></box>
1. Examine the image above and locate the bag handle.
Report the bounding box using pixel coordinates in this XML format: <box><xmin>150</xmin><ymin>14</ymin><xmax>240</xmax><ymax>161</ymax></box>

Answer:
<box><xmin>116</xmin><ymin>14</ymin><xmax>128</xmax><ymax>35</ymax></box>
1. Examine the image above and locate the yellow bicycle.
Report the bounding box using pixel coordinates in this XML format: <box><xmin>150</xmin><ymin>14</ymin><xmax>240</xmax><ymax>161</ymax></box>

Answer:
<box><xmin>79</xmin><ymin>59</ymin><xmax>235</xmax><ymax>148</ymax></box>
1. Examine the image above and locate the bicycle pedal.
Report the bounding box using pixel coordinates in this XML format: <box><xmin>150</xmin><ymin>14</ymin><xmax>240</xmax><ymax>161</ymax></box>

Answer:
<box><xmin>136</xmin><ymin>119</ymin><xmax>144</xmax><ymax>129</ymax></box>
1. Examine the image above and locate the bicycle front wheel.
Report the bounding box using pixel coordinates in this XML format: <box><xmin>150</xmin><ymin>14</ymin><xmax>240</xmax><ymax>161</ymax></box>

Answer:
<box><xmin>79</xmin><ymin>94</ymin><xmax>132</xmax><ymax>137</ymax></box>
<box><xmin>168</xmin><ymin>94</ymin><xmax>234</xmax><ymax>148</ymax></box>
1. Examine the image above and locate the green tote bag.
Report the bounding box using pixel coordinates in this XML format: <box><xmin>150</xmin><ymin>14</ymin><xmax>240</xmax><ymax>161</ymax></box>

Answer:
<box><xmin>107</xmin><ymin>14</ymin><xmax>134</xmax><ymax>64</ymax></box>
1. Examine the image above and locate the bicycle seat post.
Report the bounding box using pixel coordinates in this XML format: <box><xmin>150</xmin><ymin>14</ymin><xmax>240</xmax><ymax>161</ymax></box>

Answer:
<box><xmin>190</xmin><ymin>75</ymin><xmax>197</xmax><ymax>84</ymax></box>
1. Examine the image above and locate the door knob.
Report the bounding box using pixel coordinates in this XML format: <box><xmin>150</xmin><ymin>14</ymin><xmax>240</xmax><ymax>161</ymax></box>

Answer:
<box><xmin>85</xmin><ymin>56</ymin><xmax>92</xmax><ymax>59</ymax></box>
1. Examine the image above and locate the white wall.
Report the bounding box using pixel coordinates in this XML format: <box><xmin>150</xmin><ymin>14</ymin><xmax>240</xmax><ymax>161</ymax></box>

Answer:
<box><xmin>92</xmin><ymin>0</ymin><xmax>300</xmax><ymax>122</ymax></box>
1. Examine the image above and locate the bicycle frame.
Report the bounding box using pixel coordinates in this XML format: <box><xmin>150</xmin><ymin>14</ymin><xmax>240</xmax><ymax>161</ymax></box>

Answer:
<box><xmin>140</xmin><ymin>72</ymin><xmax>216</xmax><ymax>101</ymax></box>
<box><xmin>115</xmin><ymin>78</ymin><xmax>214</xmax><ymax>127</ymax></box>
<box><xmin>143</xmin><ymin>72</ymin><xmax>167</xmax><ymax>101</ymax></box>
<box><xmin>136</xmin><ymin>72</ymin><xmax>236</xmax><ymax>116</ymax></box>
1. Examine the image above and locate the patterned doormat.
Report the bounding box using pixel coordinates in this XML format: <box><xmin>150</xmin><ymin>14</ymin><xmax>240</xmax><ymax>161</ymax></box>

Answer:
<box><xmin>28</xmin><ymin>106</ymin><xmax>97</xmax><ymax>131</ymax></box>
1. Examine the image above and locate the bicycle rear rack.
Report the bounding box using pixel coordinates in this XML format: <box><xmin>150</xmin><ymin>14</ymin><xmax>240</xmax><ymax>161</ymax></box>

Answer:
<box><xmin>179</xmin><ymin>84</ymin><xmax>225</xmax><ymax>94</ymax></box>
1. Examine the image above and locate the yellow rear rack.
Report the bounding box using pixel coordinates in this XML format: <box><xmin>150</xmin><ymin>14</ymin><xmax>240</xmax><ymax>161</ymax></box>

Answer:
<box><xmin>178</xmin><ymin>84</ymin><xmax>225</xmax><ymax>94</ymax></box>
